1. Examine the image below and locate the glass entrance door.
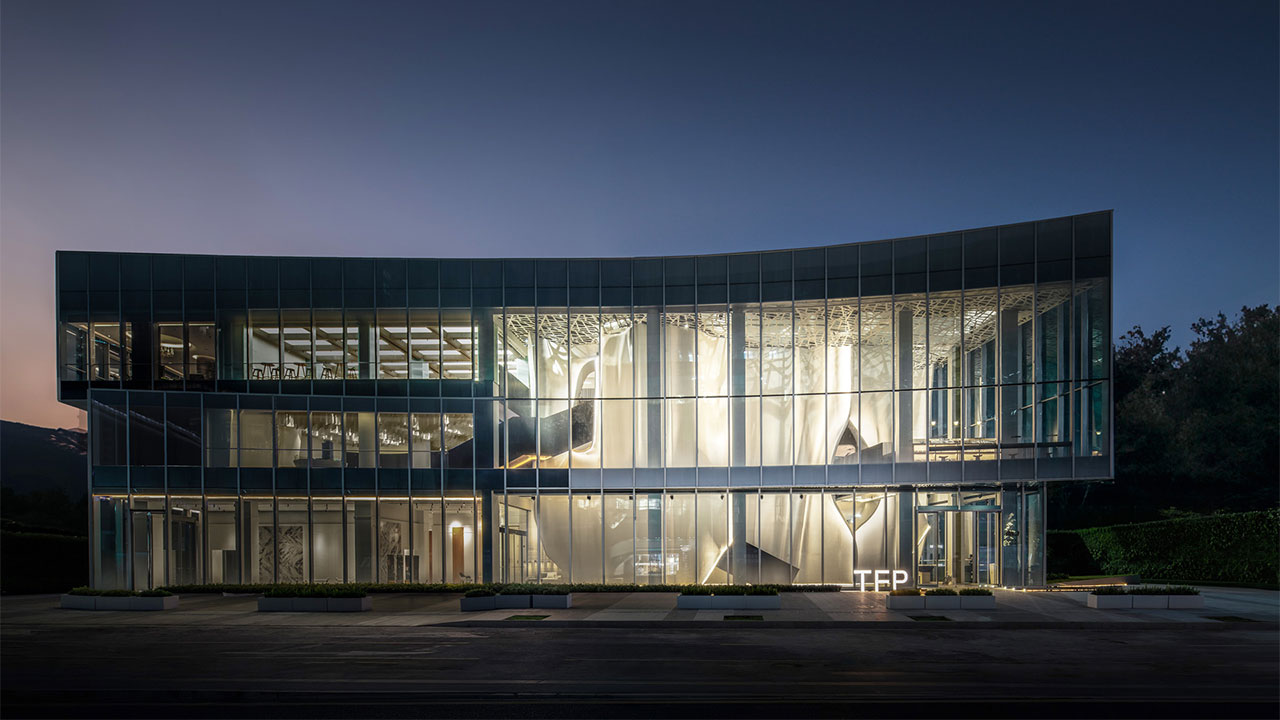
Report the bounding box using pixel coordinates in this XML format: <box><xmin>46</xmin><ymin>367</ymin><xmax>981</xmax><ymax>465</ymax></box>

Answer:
<box><xmin>915</xmin><ymin>511</ymin><xmax>945</xmax><ymax>586</ymax></box>
<box><xmin>503</xmin><ymin>529</ymin><xmax>529</xmax><ymax>582</ymax></box>
<box><xmin>130</xmin><ymin>510</ymin><xmax>155</xmax><ymax>590</ymax></box>
<box><xmin>974</xmin><ymin>511</ymin><xmax>999</xmax><ymax>585</ymax></box>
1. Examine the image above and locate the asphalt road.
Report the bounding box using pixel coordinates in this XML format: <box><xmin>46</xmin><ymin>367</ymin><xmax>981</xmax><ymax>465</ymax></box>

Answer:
<box><xmin>3</xmin><ymin>623</ymin><xmax>1277</xmax><ymax>718</ymax></box>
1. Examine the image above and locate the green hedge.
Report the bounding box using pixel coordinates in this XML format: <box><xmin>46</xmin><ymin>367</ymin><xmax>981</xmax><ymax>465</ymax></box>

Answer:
<box><xmin>160</xmin><ymin>581</ymin><xmax>841</xmax><ymax>595</ymax></box>
<box><xmin>1048</xmin><ymin>509</ymin><xmax>1279</xmax><ymax>586</ymax></box>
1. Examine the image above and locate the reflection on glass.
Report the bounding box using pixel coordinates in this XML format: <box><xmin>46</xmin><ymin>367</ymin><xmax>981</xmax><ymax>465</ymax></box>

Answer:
<box><xmin>379</xmin><ymin>413</ymin><xmax>409</xmax><ymax>468</ymax></box>
<box><xmin>571</xmin><ymin>494</ymin><xmax>602</xmax><ymax>583</ymax></box>
<box><xmin>275</xmin><ymin>412</ymin><xmax>308</xmax><ymax>468</ymax></box>
<box><xmin>279</xmin><ymin>310</ymin><xmax>312</xmax><ymax>380</ymax></box>
<box><xmin>604</xmin><ymin>494</ymin><xmax>633</xmax><ymax>583</ymax></box>
<box><xmin>377</xmin><ymin>309</ymin><xmax>409</xmax><ymax>379</ymax></box>
<box><xmin>664</xmin><ymin>493</ymin><xmax>695</xmax><ymax>584</ymax></box>
<box><xmin>312</xmin><ymin>310</ymin><xmax>344</xmax><ymax>380</ymax></box>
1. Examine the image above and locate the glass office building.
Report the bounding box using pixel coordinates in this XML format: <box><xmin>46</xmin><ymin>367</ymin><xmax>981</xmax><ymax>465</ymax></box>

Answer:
<box><xmin>58</xmin><ymin>211</ymin><xmax>1111</xmax><ymax>590</ymax></box>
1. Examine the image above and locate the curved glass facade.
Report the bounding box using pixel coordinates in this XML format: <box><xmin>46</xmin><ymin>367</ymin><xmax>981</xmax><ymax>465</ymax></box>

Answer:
<box><xmin>59</xmin><ymin>211</ymin><xmax>1111</xmax><ymax>590</ymax></box>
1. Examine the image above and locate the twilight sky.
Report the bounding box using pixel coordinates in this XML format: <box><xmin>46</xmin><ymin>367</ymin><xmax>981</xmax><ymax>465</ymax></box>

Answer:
<box><xmin>1</xmin><ymin>0</ymin><xmax>1276</xmax><ymax>429</ymax></box>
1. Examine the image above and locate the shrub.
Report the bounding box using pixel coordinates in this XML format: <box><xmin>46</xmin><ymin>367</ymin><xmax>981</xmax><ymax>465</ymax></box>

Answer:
<box><xmin>1090</xmin><ymin>586</ymin><xmax>1127</xmax><ymax>595</ymax></box>
<box><xmin>715</xmin><ymin>585</ymin><xmax>747</xmax><ymax>595</ymax></box>
<box><xmin>890</xmin><ymin>588</ymin><xmax>922</xmax><ymax>596</ymax></box>
<box><xmin>138</xmin><ymin>589</ymin><xmax>172</xmax><ymax>597</ymax></box>
<box><xmin>97</xmin><ymin>589</ymin><xmax>139</xmax><ymax>597</ymax></box>
<box><xmin>156</xmin><ymin>581</ymin><xmax>846</xmax><ymax>596</ymax></box>
<box><xmin>746</xmin><ymin>585</ymin><xmax>779</xmax><ymax>596</ymax></box>
<box><xmin>263</xmin><ymin>584</ymin><xmax>367</xmax><ymax>599</ymax></box>
<box><xmin>958</xmin><ymin>588</ymin><xmax>992</xmax><ymax>596</ymax></box>
<box><xmin>464</xmin><ymin>588</ymin><xmax>496</xmax><ymax>598</ymax></box>
<box><xmin>1127</xmin><ymin>585</ymin><xmax>1199</xmax><ymax>596</ymax></box>
<box><xmin>924</xmin><ymin>588</ymin><xmax>958</xmax><ymax>596</ymax></box>
<box><xmin>680</xmin><ymin>585</ymin><xmax>714</xmax><ymax>596</ymax></box>
<box><xmin>1053</xmin><ymin>510</ymin><xmax>1279</xmax><ymax>586</ymax></box>
<box><xmin>67</xmin><ymin>586</ymin><xmax>101</xmax><ymax>596</ymax></box>
<box><xmin>496</xmin><ymin>583</ymin><xmax>539</xmax><ymax>595</ymax></box>
<box><xmin>1046</xmin><ymin>572</ymin><xmax>1071</xmax><ymax>583</ymax></box>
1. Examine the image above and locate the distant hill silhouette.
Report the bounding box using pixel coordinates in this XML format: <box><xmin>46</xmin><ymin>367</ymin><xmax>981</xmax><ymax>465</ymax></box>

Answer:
<box><xmin>1</xmin><ymin>420</ymin><xmax>88</xmax><ymax>536</ymax></box>
<box><xmin>1</xmin><ymin>419</ymin><xmax>86</xmax><ymax>499</ymax></box>
<box><xmin>1</xmin><ymin>421</ymin><xmax>89</xmax><ymax>591</ymax></box>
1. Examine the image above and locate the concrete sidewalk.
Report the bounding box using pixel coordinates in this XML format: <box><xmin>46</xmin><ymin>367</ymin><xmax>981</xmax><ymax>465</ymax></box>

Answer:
<box><xmin>4</xmin><ymin>585</ymin><xmax>1276</xmax><ymax>628</ymax></box>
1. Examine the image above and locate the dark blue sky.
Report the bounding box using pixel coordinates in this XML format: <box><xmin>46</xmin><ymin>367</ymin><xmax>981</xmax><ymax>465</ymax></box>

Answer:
<box><xmin>1</xmin><ymin>0</ymin><xmax>1276</xmax><ymax>427</ymax></box>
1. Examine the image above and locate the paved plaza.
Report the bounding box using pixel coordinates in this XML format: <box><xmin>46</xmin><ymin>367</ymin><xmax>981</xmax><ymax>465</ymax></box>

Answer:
<box><xmin>2</xmin><ymin>585</ymin><xmax>1276</xmax><ymax>627</ymax></box>
<box><xmin>3</xmin><ymin>587</ymin><xmax>1277</xmax><ymax>718</ymax></box>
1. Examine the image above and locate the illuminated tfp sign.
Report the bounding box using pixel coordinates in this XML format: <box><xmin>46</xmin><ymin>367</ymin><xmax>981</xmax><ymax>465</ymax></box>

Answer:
<box><xmin>853</xmin><ymin>570</ymin><xmax>911</xmax><ymax>591</ymax></box>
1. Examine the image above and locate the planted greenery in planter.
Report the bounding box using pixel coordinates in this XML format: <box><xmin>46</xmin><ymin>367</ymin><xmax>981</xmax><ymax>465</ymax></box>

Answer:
<box><xmin>1087</xmin><ymin>586</ymin><xmax>1131</xmax><ymax>608</ymax></box>
<box><xmin>1127</xmin><ymin>585</ymin><xmax>1203</xmax><ymax>608</ymax></box>
<box><xmin>259</xmin><ymin>584</ymin><xmax>370</xmax><ymax>612</ymax></box>
<box><xmin>1088</xmin><ymin>584</ymin><xmax>1204</xmax><ymax>609</ymax></box>
<box><xmin>494</xmin><ymin>583</ymin><xmax>534</xmax><ymax>609</ymax></box>
<box><xmin>61</xmin><ymin>587</ymin><xmax>178</xmax><ymax>610</ymax></box>
<box><xmin>262</xmin><ymin>585</ymin><xmax>368</xmax><ymax>598</ymax></box>
<box><xmin>531</xmin><ymin>584</ymin><xmax>573</xmax><ymax>608</ymax></box>
<box><xmin>460</xmin><ymin>587</ymin><xmax>498</xmax><ymax>611</ymax></box>
<box><xmin>885</xmin><ymin>587</ymin><xmax>925</xmax><ymax>609</ymax></box>
<box><xmin>921</xmin><ymin>587</ymin><xmax>961</xmax><ymax>609</ymax></box>
<box><xmin>159</xmin><ymin>581</ymin><xmax>843</xmax><ymax>595</ymax></box>
<box><xmin>957</xmin><ymin>587</ymin><xmax>997</xmax><ymax>609</ymax></box>
<box><xmin>674</xmin><ymin>584</ymin><xmax>780</xmax><ymax>609</ymax></box>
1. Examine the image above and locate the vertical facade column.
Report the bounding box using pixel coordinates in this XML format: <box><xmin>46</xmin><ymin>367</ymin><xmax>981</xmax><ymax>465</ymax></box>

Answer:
<box><xmin>999</xmin><ymin>308</ymin><xmax>1021</xmax><ymax>448</ymax></box>
<box><xmin>729</xmin><ymin>307</ymin><xmax>746</xmax><ymax>466</ymax></box>
<box><xmin>896</xmin><ymin>308</ymin><xmax>913</xmax><ymax>461</ymax></box>
<box><xmin>644</xmin><ymin>309</ymin><xmax>662</xmax><ymax>469</ymax></box>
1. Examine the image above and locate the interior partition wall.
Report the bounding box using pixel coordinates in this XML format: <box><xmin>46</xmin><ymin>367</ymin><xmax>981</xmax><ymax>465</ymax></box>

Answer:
<box><xmin>62</xmin><ymin>211</ymin><xmax>1110</xmax><ymax>589</ymax></box>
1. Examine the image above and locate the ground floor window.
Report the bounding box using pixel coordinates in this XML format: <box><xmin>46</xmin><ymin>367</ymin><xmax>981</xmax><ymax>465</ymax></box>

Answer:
<box><xmin>90</xmin><ymin>485</ymin><xmax>1047</xmax><ymax>589</ymax></box>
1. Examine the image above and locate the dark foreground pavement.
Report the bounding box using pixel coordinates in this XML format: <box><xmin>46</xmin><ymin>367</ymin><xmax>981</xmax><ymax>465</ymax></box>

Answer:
<box><xmin>3</xmin><ymin>623</ymin><xmax>1277</xmax><ymax>719</ymax></box>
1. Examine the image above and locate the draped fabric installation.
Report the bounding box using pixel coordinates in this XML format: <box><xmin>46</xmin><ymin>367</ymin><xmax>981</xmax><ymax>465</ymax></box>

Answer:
<box><xmin>515</xmin><ymin>315</ymin><xmax>894</xmax><ymax>469</ymax></box>
<box><xmin>523</xmin><ymin>491</ymin><xmax>903</xmax><ymax>585</ymax></box>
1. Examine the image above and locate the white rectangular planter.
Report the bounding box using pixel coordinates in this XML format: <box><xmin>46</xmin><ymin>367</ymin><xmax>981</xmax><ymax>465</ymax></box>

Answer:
<box><xmin>60</xmin><ymin>594</ymin><xmax>97</xmax><ymax>610</ymax></box>
<box><xmin>1087</xmin><ymin>594</ymin><xmax>1132</xmax><ymax>609</ymax></box>
<box><xmin>460</xmin><ymin>596</ymin><xmax>496</xmax><ymax>611</ymax></box>
<box><xmin>532</xmin><ymin>594</ymin><xmax>572</xmax><ymax>609</ymax></box>
<box><xmin>924</xmin><ymin>596</ymin><xmax>962</xmax><ymax>610</ymax></box>
<box><xmin>61</xmin><ymin>594</ymin><xmax>179</xmax><ymax>610</ymax></box>
<box><xmin>258</xmin><ymin>597</ymin><xmax>294</xmax><ymax>612</ymax></box>
<box><xmin>885</xmin><ymin>594</ymin><xmax>926</xmax><ymax>610</ymax></box>
<box><xmin>130</xmin><ymin>596</ymin><xmax>179</xmax><ymax>611</ymax></box>
<box><xmin>327</xmin><ymin>597</ymin><xmax>372</xmax><ymax>612</ymax></box>
<box><xmin>495</xmin><ymin>594</ymin><xmax>531</xmax><ymax>609</ymax></box>
<box><xmin>292</xmin><ymin>598</ymin><xmax>329</xmax><ymax>612</ymax></box>
<box><xmin>740</xmin><ymin>595</ymin><xmax>781</xmax><ymax>610</ymax></box>
<box><xmin>676</xmin><ymin>595</ymin><xmax>714</xmax><ymax>609</ymax></box>
<box><xmin>1168</xmin><ymin>595</ymin><xmax>1205</xmax><ymax>609</ymax></box>
<box><xmin>959</xmin><ymin>595</ymin><xmax>996</xmax><ymax>610</ymax></box>
<box><xmin>258</xmin><ymin>597</ymin><xmax>371</xmax><ymax>612</ymax></box>
<box><xmin>95</xmin><ymin>596</ymin><xmax>134</xmax><ymax>611</ymax></box>
<box><xmin>1131</xmin><ymin>595</ymin><xmax>1169</xmax><ymax>609</ymax></box>
<box><xmin>711</xmin><ymin>595</ymin><xmax>748</xmax><ymax>609</ymax></box>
